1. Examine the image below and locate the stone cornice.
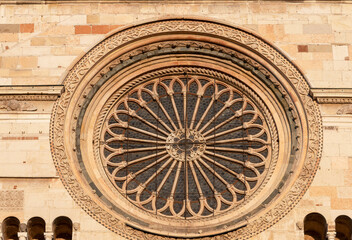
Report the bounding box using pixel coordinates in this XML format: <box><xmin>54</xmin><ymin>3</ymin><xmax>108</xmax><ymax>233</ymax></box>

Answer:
<box><xmin>0</xmin><ymin>0</ymin><xmax>350</xmax><ymax>4</ymax></box>
<box><xmin>0</xmin><ymin>85</ymin><xmax>64</xmax><ymax>101</ymax></box>
<box><xmin>1</xmin><ymin>86</ymin><xmax>351</xmax><ymax>103</ymax></box>
<box><xmin>310</xmin><ymin>88</ymin><xmax>352</xmax><ymax>104</ymax></box>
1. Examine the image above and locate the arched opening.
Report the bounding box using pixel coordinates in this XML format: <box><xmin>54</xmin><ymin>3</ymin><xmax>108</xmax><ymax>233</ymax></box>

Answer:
<box><xmin>335</xmin><ymin>215</ymin><xmax>352</xmax><ymax>240</ymax></box>
<box><xmin>304</xmin><ymin>213</ymin><xmax>327</xmax><ymax>240</ymax></box>
<box><xmin>27</xmin><ymin>217</ymin><xmax>45</xmax><ymax>240</ymax></box>
<box><xmin>2</xmin><ymin>217</ymin><xmax>20</xmax><ymax>240</ymax></box>
<box><xmin>52</xmin><ymin>216</ymin><xmax>72</xmax><ymax>240</ymax></box>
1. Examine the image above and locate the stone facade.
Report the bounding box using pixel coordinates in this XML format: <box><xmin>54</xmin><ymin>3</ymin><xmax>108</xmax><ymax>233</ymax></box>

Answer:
<box><xmin>0</xmin><ymin>1</ymin><xmax>352</xmax><ymax>239</ymax></box>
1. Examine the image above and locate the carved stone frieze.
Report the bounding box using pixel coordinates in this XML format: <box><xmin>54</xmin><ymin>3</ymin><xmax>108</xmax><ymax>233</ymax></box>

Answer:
<box><xmin>0</xmin><ymin>100</ymin><xmax>37</xmax><ymax>111</ymax></box>
<box><xmin>337</xmin><ymin>104</ymin><xmax>352</xmax><ymax>115</ymax></box>
<box><xmin>0</xmin><ymin>190</ymin><xmax>24</xmax><ymax>210</ymax></box>
<box><xmin>50</xmin><ymin>18</ymin><xmax>323</xmax><ymax>239</ymax></box>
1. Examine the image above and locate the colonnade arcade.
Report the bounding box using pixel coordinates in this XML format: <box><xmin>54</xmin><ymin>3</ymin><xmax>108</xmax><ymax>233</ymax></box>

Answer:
<box><xmin>0</xmin><ymin>216</ymin><xmax>74</xmax><ymax>240</ymax></box>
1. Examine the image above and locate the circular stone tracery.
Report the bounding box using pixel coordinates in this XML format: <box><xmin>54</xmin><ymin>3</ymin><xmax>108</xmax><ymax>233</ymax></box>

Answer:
<box><xmin>166</xmin><ymin>129</ymin><xmax>206</xmax><ymax>162</ymax></box>
<box><xmin>102</xmin><ymin>75</ymin><xmax>272</xmax><ymax>219</ymax></box>
<box><xmin>50</xmin><ymin>18</ymin><xmax>323</xmax><ymax>240</ymax></box>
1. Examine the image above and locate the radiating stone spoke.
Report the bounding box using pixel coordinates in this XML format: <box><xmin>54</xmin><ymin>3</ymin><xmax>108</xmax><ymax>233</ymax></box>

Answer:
<box><xmin>102</xmin><ymin>74</ymin><xmax>272</xmax><ymax>219</ymax></box>
<box><xmin>154</xmin><ymin>81</ymin><xmax>179</xmax><ymax>131</ymax></box>
<box><xmin>107</xmin><ymin>150</ymin><xmax>167</xmax><ymax>168</ymax></box>
<box><xmin>199</xmin><ymin>102</ymin><xmax>229</xmax><ymax>133</ymax></box>
<box><xmin>193</xmin><ymin>159</ymin><xmax>216</xmax><ymax>193</ymax></box>
<box><xmin>143</xmin><ymin>105</ymin><xmax>174</xmax><ymax>134</ymax></box>
<box><xmin>194</xmin><ymin>97</ymin><xmax>215</xmax><ymax>131</ymax></box>
<box><xmin>156</xmin><ymin>160</ymin><xmax>178</xmax><ymax>192</ymax></box>
<box><xmin>188</xmin><ymin>161</ymin><xmax>204</xmax><ymax>198</ymax></box>
<box><xmin>120</xmin><ymin>155</ymin><xmax>170</xmax><ymax>193</ymax></box>
<box><xmin>128</xmin><ymin>125</ymin><xmax>167</xmax><ymax>140</ymax></box>
<box><xmin>155</xmin><ymin>98</ymin><xmax>178</xmax><ymax>131</ymax></box>
<box><xmin>170</xmin><ymin>161</ymin><xmax>183</xmax><ymax>198</ymax></box>
<box><xmin>189</xmin><ymin>96</ymin><xmax>201</xmax><ymax>129</ymax></box>
<box><xmin>203</xmin><ymin>150</ymin><xmax>261</xmax><ymax>174</ymax></box>
<box><xmin>170</xmin><ymin>93</ymin><xmax>183</xmax><ymax>129</ymax></box>
<box><xmin>127</xmin><ymin>155</ymin><xmax>170</xmax><ymax>182</ymax></box>
<box><xmin>205</xmin><ymin>137</ymin><xmax>268</xmax><ymax>145</ymax></box>
<box><xmin>124</xmin><ymin>146</ymin><xmax>166</xmax><ymax>153</ymax></box>
<box><xmin>204</xmin><ymin>125</ymin><xmax>243</xmax><ymax>141</ymax></box>
<box><xmin>201</xmin><ymin>155</ymin><xmax>250</xmax><ymax>193</ymax></box>
<box><xmin>198</xmin><ymin>89</ymin><xmax>234</xmax><ymax>132</ymax></box>
<box><xmin>106</xmin><ymin>137</ymin><xmax>165</xmax><ymax>145</ymax></box>
<box><xmin>205</xmin><ymin>146</ymin><xmax>267</xmax><ymax>156</ymax></box>
<box><xmin>198</xmin><ymin>157</ymin><xmax>238</xmax><ymax>190</ymax></box>
<box><xmin>202</xmin><ymin>100</ymin><xmax>248</xmax><ymax>137</ymax></box>
<box><xmin>131</xmin><ymin>112</ymin><xmax>170</xmax><ymax>136</ymax></box>
<box><xmin>139</xmin><ymin>157</ymin><xmax>174</xmax><ymax>190</ymax></box>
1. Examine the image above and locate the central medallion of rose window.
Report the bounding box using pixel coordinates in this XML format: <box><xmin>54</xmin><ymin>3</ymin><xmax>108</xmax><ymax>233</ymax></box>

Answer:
<box><xmin>102</xmin><ymin>74</ymin><xmax>271</xmax><ymax>219</ymax></box>
<box><xmin>166</xmin><ymin>129</ymin><xmax>206</xmax><ymax>162</ymax></box>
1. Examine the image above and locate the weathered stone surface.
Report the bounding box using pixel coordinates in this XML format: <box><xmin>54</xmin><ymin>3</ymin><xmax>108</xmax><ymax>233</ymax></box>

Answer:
<box><xmin>0</xmin><ymin>1</ymin><xmax>351</xmax><ymax>240</ymax></box>
<box><xmin>0</xmin><ymin>190</ymin><xmax>24</xmax><ymax>210</ymax></box>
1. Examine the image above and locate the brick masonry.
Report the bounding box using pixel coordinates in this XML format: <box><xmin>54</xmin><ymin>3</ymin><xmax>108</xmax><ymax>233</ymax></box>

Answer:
<box><xmin>0</xmin><ymin>3</ymin><xmax>350</xmax><ymax>87</ymax></box>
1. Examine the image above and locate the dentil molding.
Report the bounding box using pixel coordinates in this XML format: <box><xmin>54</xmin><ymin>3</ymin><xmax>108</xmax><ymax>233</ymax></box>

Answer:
<box><xmin>0</xmin><ymin>85</ymin><xmax>64</xmax><ymax>101</ymax></box>
<box><xmin>310</xmin><ymin>88</ymin><xmax>352</xmax><ymax>104</ymax></box>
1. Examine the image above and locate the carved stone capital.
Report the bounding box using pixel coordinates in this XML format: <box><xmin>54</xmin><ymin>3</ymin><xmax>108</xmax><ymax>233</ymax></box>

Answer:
<box><xmin>44</xmin><ymin>232</ymin><xmax>53</xmax><ymax>240</ymax></box>
<box><xmin>327</xmin><ymin>231</ymin><xmax>336</xmax><ymax>240</ymax></box>
<box><xmin>296</xmin><ymin>221</ymin><xmax>303</xmax><ymax>230</ymax></box>
<box><xmin>73</xmin><ymin>222</ymin><xmax>80</xmax><ymax>231</ymax></box>
<box><xmin>17</xmin><ymin>232</ymin><xmax>27</xmax><ymax>240</ymax></box>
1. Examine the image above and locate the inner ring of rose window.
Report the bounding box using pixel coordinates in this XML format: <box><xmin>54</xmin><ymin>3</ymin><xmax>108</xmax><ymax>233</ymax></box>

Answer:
<box><xmin>101</xmin><ymin>73</ymin><xmax>272</xmax><ymax>219</ymax></box>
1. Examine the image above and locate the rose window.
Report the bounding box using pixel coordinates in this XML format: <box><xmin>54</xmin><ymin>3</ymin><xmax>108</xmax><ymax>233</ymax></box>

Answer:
<box><xmin>51</xmin><ymin>19</ymin><xmax>322</xmax><ymax>239</ymax></box>
<box><xmin>101</xmin><ymin>74</ymin><xmax>272</xmax><ymax>219</ymax></box>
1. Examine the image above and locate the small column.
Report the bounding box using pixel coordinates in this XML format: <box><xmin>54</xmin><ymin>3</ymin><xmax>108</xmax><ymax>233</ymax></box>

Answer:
<box><xmin>44</xmin><ymin>232</ymin><xmax>53</xmax><ymax>240</ymax></box>
<box><xmin>327</xmin><ymin>231</ymin><xmax>336</xmax><ymax>240</ymax></box>
<box><xmin>17</xmin><ymin>232</ymin><xmax>27</xmax><ymax>240</ymax></box>
<box><xmin>73</xmin><ymin>222</ymin><xmax>80</xmax><ymax>240</ymax></box>
<box><xmin>327</xmin><ymin>223</ymin><xmax>336</xmax><ymax>240</ymax></box>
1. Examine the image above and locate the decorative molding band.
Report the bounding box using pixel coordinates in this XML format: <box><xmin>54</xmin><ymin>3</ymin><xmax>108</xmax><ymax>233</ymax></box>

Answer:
<box><xmin>323</xmin><ymin>116</ymin><xmax>352</xmax><ymax>127</ymax></box>
<box><xmin>0</xmin><ymin>0</ymin><xmax>349</xmax><ymax>3</ymax></box>
<box><xmin>310</xmin><ymin>88</ymin><xmax>352</xmax><ymax>104</ymax></box>
<box><xmin>0</xmin><ymin>85</ymin><xmax>64</xmax><ymax>101</ymax></box>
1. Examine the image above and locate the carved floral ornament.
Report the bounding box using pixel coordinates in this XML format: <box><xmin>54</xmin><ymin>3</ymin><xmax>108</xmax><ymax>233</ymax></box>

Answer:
<box><xmin>50</xmin><ymin>18</ymin><xmax>322</xmax><ymax>239</ymax></box>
